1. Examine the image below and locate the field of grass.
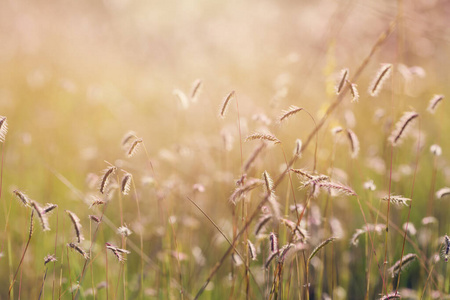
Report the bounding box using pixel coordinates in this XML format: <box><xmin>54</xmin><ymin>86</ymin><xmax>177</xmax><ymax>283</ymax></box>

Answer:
<box><xmin>1</xmin><ymin>0</ymin><xmax>450</xmax><ymax>299</ymax></box>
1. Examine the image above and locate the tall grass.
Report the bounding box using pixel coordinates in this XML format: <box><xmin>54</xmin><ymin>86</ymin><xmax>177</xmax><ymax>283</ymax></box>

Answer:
<box><xmin>1</xmin><ymin>1</ymin><xmax>450</xmax><ymax>299</ymax></box>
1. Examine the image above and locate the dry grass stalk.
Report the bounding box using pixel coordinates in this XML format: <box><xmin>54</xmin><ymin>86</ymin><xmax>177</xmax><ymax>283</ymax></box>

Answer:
<box><xmin>369</xmin><ymin>63</ymin><xmax>392</xmax><ymax>96</ymax></box>
<box><xmin>100</xmin><ymin>166</ymin><xmax>117</xmax><ymax>194</ymax></box>
<box><xmin>219</xmin><ymin>91</ymin><xmax>235</xmax><ymax>118</ymax></box>
<box><xmin>388</xmin><ymin>111</ymin><xmax>419</xmax><ymax>146</ymax></box>
<box><xmin>279</xmin><ymin>105</ymin><xmax>304</xmax><ymax>123</ymax></box>
<box><xmin>427</xmin><ymin>94</ymin><xmax>444</xmax><ymax>114</ymax></box>
<box><xmin>121</xmin><ymin>173</ymin><xmax>132</xmax><ymax>195</ymax></box>
<box><xmin>66</xmin><ymin>210</ymin><xmax>84</xmax><ymax>243</ymax></box>
<box><xmin>29</xmin><ymin>210</ymin><xmax>34</xmax><ymax>238</ymax></box>
<box><xmin>268</xmin><ymin>194</ymin><xmax>281</xmax><ymax>219</ymax></box>
<box><xmin>0</xmin><ymin>116</ymin><xmax>8</xmax><ymax>143</ymax></box>
<box><xmin>30</xmin><ymin>201</ymin><xmax>50</xmax><ymax>231</ymax></box>
<box><xmin>346</xmin><ymin>129</ymin><xmax>360</xmax><ymax>158</ymax></box>
<box><xmin>245</xmin><ymin>132</ymin><xmax>280</xmax><ymax>144</ymax></box>
<box><xmin>243</xmin><ymin>142</ymin><xmax>266</xmax><ymax>172</ymax></box>
<box><xmin>68</xmin><ymin>243</ymin><xmax>89</xmax><ymax>260</ymax></box>
<box><xmin>388</xmin><ymin>253</ymin><xmax>417</xmax><ymax>277</ymax></box>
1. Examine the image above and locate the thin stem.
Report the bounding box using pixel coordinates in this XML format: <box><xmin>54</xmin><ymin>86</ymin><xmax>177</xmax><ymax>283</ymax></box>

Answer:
<box><xmin>8</xmin><ymin>211</ymin><xmax>33</xmax><ymax>296</ymax></box>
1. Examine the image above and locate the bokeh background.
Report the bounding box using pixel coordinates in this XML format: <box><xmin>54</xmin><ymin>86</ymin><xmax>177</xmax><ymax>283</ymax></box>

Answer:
<box><xmin>1</xmin><ymin>0</ymin><xmax>450</xmax><ymax>299</ymax></box>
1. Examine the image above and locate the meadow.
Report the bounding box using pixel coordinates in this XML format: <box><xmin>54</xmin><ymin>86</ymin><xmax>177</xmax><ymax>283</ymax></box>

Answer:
<box><xmin>1</xmin><ymin>0</ymin><xmax>450</xmax><ymax>299</ymax></box>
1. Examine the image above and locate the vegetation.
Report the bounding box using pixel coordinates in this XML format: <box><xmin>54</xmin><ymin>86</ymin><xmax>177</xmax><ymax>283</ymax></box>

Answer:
<box><xmin>1</xmin><ymin>1</ymin><xmax>450</xmax><ymax>299</ymax></box>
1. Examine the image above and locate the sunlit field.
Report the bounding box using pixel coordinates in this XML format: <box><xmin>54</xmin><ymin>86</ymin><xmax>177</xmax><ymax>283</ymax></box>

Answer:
<box><xmin>1</xmin><ymin>1</ymin><xmax>450</xmax><ymax>299</ymax></box>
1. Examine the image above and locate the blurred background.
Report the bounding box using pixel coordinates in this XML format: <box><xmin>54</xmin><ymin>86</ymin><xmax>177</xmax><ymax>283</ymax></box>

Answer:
<box><xmin>1</xmin><ymin>0</ymin><xmax>450</xmax><ymax>298</ymax></box>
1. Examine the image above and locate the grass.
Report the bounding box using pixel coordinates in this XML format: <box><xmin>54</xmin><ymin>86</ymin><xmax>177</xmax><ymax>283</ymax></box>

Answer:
<box><xmin>1</xmin><ymin>0</ymin><xmax>450</xmax><ymax>299</ymax></box>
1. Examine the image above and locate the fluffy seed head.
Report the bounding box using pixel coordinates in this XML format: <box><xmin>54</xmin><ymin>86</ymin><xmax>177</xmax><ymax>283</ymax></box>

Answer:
<box><xmin>127</xmin><ymin>139</ymin><xmax>143</xmax><ymax>157</ymax></box>
<box><xmin>190</xmin><ymin>79</ymin><xmax>202</xmax><ymax>101</ymax></box>
<box><xmin>0</xmin><ymin>116</ymin><xmax>8</xmax><ymax>143</ymax></box>
<box><xmin>388</xmin><ymin>111</ymin><xmax>419</xmax><ymax>146</ymax></box>
<box><xmin>31</xmin><ymin>201</ymin><xmax>50</xmax><ymax>231</ymax></box>
<box><xmin>100</xmin><ymin>166</ymin><xmax>117</xmax><ymax>194</ymax></box>
<box><xmin>117</xmin><ymin>225</ymin><xmax>132</xmax><ymax>237</ymax></box>
<box><xmin>279</xmin><ymin>105</ymin><xmax>303</xmax><ymax>123</ymax></box>
<box><xmin>245</xmin><ymin>132</ymin><xmax>280</xmax><ymax>144</ymax></box>
<box><xmin>219</xmin><ymin>91</ymin><xmax>235</xmax><ymax>118</ymax></box>
<box><xmin>294</xmin><ymin>139</ymin><xmax>302</xmax><ymax>157</ymax></box>
<box><xmin>442</xmin><ymin>235</ymin><xmax>450</xmax><ymax>262</ymax></box>
<box><xmin>308</xmin><ymin>237</ymin><xmax>337</xmax><ymax>264</ymax></box>
<box><xmin>254</xmin><ymin>214</ymin><xmax>271</xmax><ymax>235</ymax></box>
<box><xmin>89</xmin><ymin>215</ymin><xmax>101</xmax><ymax>223</ymax></box>
<box><xmin>363</xmin><ymin>180</ymin><xmax>376</xmax><ymax>191</ymax></box>
<box><xmin>66</xmin><ymin>210</ymin><xmax>84</xmax><ymax>243</ymax></box>
<box><xmin>388</xmin><ymin>253</ymin><xmax>417</xmax><ymax>277</ymax></box>
<box><xmin>346</xmin><ymin>129</ymin><xmax>360</xmax><ymax>159</ymax></box>
<box><xmin>269</xmin><ymin>233</ymin><xmax>278</xmax><ymax>253</ymax></box>
<box><xmin>436</xmin><ymin>187</ymin><xmax>450</xmax><ymax>199</ymax></box>
<box><xmin>247</xmin><ymin>240</ymin><xmax>257</xmax><ymax>261</ymax></box>
<box><xmin>68</xmin><ymin>243</ymin><xmax>89</xmax><ymax>260</ymax></box>
<box><xmin>121</xmin><ymin>131</ymin><xmax>138</xmax><ymax>148</ymax></box>
<box><xmin>173</xmin><ymin>89</ymin><xmax>189</xmax><ymax>109</ymax></box>
<box><xmin>427</xmin><ymin>94</ymin><xmax>444</xmax><ymax>114</ymax></box>
<box><xmin>262</xmin><ymin>171</ymin><xmax>274</xmax><ymax>195</ymax></box>
<box><xmin>13</xmin><ymin>189</ymin><xmax>30</xmax><ymax>207</ymax></box>
<box><xmin>369</xmin><ymin>63</ymin><xmax>392</xmax><ymax>97</ymax></box>
<box><xmin>347</xmin><ymin>80</ymin><xmax>359</xmax><ymax>102</ymax></box>
<box><xmin>336</xmin><ymin>68</ymin><xmax>348</xmax><ymax>95</ymax></box>
<box><xmin>43</xmin><ymin>203</ymin><xmax>58</xmax><ymax>214</ymax></box>
<box><xmin>106</xmin><ymin>243</ymin><xmax>130</xmax><ymax>262</ymax></box>
<box><xmin>382</xmin><ymin>195</ymin><xmax>411</xmax><ymax>206</ymax></box>
<box><xmin>379</xmin><ymin>292</ymin><xmax>401</xmax><ymax>300</ymax></box>
<box><xmin>121</xmin><ymin>173</ymin><xmax>132</xmax><ymax>195</ymax></box>
<box><xmin>430</xmin><ymin>144</ymin><xmax>442</xmax><ymax>156</ymax></box>
<box><xmin>44</xmin><ymin>254</ymin><xmax>57</xmax><ymax>265</ymax></box>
